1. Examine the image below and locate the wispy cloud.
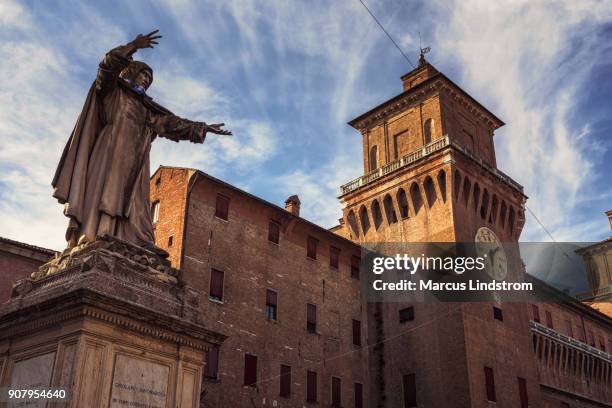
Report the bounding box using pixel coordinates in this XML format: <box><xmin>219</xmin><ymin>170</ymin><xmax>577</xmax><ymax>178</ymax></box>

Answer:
<box><xmin>433</xmin><ymin>0</ymin><xmax>612</xmax><ymax>241</ymax></box>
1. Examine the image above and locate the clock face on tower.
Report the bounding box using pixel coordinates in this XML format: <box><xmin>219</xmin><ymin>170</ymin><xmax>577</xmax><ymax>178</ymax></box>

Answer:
<box><xmin>475</xmin><ymin>226</ymin><xmax>507</xmax><ymax>281</ymax></box>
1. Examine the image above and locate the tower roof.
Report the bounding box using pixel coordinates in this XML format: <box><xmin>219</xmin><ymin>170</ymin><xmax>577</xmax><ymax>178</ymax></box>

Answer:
<box><xmin>348</xmin><ymin>61</ymin><xmax>504</xmax><ymax>131</ymax></box>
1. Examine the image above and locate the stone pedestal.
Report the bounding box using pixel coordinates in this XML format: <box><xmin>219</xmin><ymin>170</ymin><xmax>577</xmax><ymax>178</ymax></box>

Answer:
<box><xmin>0</xmin><ymin>236</ymin><xmax>225</xmax><ymax>408</ymax></box>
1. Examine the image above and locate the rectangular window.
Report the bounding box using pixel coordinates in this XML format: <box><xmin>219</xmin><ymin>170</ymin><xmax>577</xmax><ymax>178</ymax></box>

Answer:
<box><xmin>330</xmin><ymin>246</ymin><xmax>340</xmax><ymax>269</ymax></box>
<box><xmin>493</xmin><ymin>306</ymin><xmax>503</xmax><ymax>321</ymax></box>
<box><xmin>215</xmin><ymin>193</ymin><xmax>229</xmax><ymax>220</ymax></box>
<box><xmin>588</xmin><ymin>330</ymin><xmax>595</xmax><ymax>346</ymax></box>
<box><xmin>351</xmin><ymin>255</ymin><xmax>360</xmax><ymax>279</ymax></box>
<box><xmin>352</xmin><ymin>319</ymin><xmax>361</xmax><ymax>347</ymax></box>
<box><xmin>399</xmin><ymin>306</ymin><xmax>415</xmax><ymax>323</ymax></box>
<box><xmin>307</xmin><ymin>303</ymin><xmax>317</xmax><ymax>333</ymax></box>
<box><xmin>280</xmin><ymin>364</ymin><xmax>291</xmax><ymax>398</ymax></box>
<box><xmin>402</xmin><ymin>373</ymin><xmax>416</xmax><ymax>407</ymax></box>
<box><xmin>307</xmin><ymin>236</ymin><xmax>318</xmax><ymax>259</ymax></box>
<box><xmin>209</xmin><ymin>269</ymin><xmax>224</xmax><ymax>301</ymax></box>
<box><xmin>565</xmin><ymin>320</ymin><xmax>573</xmax><ymax>338</ymax></box>
<box><xmin>151</xmin><ymin>200</ymin><xmax>160</xmax><ymax>223</ymax></box>
<box><xmin>545</xmin><ymin>311</ymin><xmax>553</xmax><ymax>328</ymax></box>
<box><xmin>518</xmin><ymin>377</ymin><xmax>528</xmax><ymax>408</ymax></box>
<box><xmin>331</xmin><ymin>377</ymin><xmax>341</xmax><ymax>407</ymax></box>
<box><xmin>532</xmin><ymin>304</ymin><xmax>540</xmax><ymax>323</ymax></box>
<box><xmin>204</xmin><ymin>346</ymin><xmax>219</xmax><ymax>379</ymax></box>
<box><xmin>484</xmin><ymin>366</ymin><xmax>496</xmax><ymax>402</ymax></box>
<box><xmin>601</xmin><ymin>336</ymin><xmax>607</xmax><ymax>352</ymax></box>
<box><xmin>167</xmin><ymin>235</ymin><xmax>173</xmax><ymax>247</ymax></box>
<box><xmin>266</xmin><ymin>289</ymin><xmax>278</xmax><ymax>321</ymax></box>
<box><xmin>306</xmin><ymin>371</ymin><xmax>317</xmax><ymax>403</ymax></box>
<box><xmin>268</xmin><ymin>220</ymin><xmax>280</xmax><ymax>244</ymax></box>
<box><xmin>244</xmin><ymin>354</ymin><xmax>257</xmax><ymax>387</ymax></box>
<box><xmin>354</xmin><ymin>383</ymin><xmax>363</xmax><ymax>408</ymax></box>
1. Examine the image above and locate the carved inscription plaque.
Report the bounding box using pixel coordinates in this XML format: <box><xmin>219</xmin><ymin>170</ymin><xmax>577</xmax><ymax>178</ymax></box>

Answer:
<box><xmin>9</xmin><ymin>352</ymin><xmax>56</xmax><ymax>408</ymax></box>
<box><xmin>110</xmin><ymin>354</ymin><xmax>169</xmax><ymax>408</ymax></box>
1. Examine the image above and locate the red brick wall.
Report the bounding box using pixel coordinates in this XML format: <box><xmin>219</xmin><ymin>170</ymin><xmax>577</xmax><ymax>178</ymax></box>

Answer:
<box><xmin>149</xmin><ymin>167</ymin><xmax>194</xmax><ymax>268</ymax></box>
<box><xmin>156</xmin><ymin>171</ymin><xmax>368</xmax><ymax>407</ymax></box>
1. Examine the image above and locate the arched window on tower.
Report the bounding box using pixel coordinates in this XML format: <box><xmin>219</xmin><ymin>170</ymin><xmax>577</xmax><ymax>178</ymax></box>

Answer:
<box><xmin>347</xmin><ymin>210</ymin><xmax>359</xmax><ymax>237</ymax></box>
<box><xmin>438</xmin><ymin>170</ymin><xmax>447</xmax><ymax>202</ymax></box>
<box><xmin>472</xmin><ymin>183</ymin><xmax>481</xmax><ymax>214</ymax></box>
<box><xmin>383</xmin><ymin>194</ymin><xmax>398</xmax><ymax>224</ymax></box>
<box><xmin>397</xmin><ymin>188</ymin><xmax>409</xmax><ymax>219</ymax></box>
<box><xmin>490</xmin><ymin>195</ymin><xmax>499</xmax><ymax>224</ymax></box>
<box><xmin>369</xmin><ymin>146</ymin><xmax>378</xmax><ymax>171</ymax></box>
<box><xmin>499</xmin><ymin>201</ymin><xmax>507</xmax><ymax>229</ymax></box>
<box><xmin>410</xmin><ymin>183</ymin><xmax>423</xmax><ymax>214</ymax></box>
<box><xmin>453</xmin><ymin>171</ymin><xmax>462</xmax><ymax>201</ymax></box>
<box><xmin>359</xmin><ymin>205</ymin><xmax>370</xmax><ymax>235</ymax></box>
<box><xmin>462</xmin><ymin>178</ymin><xmax>471</xmax><ymax>207</ymax></box>
<box><xmin>372</xmin><ymin>200</ymin><xmax>383</xmax><ymax>230</ymax></box>
<box><xmin>480</xmin><ymin>189</ymin><xmax>489</xmax><ymax>219</ymax></box>
<box><xmin>424</xmin><ymin>118</ymin><xmax>435</xmax><ymax>144</ymax></box>
<box><xmin>424</xmin><ymin>176</ymin><xmax>437</xmax><ymax>208</ymax></box>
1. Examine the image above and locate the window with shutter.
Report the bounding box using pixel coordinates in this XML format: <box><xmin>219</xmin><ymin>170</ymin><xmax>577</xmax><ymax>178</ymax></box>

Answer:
<box><xmin>518</xmin><ymin>377</ymin><xmax>528</xmax><ymax>408</ymax></box>
<box><xmin>279</xmin><ymin>365</ymin><xmax>291</xmax><ymax>397</ymax></box>
<box><xmin>331</xmin><ymin>377</ymin><xmax>341</xmax><ymax>407</ymax></box>
<box><xmin>493</xmin><ymin>306</ymin><xmax>503</xmax><ymax>321</ymax></box>
<box><xmin>484</xmin><ymin>366</ymin><xmax>496</xmax><ymax>402</ymax></box>
<box><xmin>151</xmin><ymin>201</ymin><xmax>160</xmax><ymax>223</ymax></box>
<box><xmin>330</xmin><ymin>246</ymin><xmax>340</xmax><ymax>269</ymax></box>
<box><xmin>532</xmin><ymin>304</ymin><xmax>540</xmax><ymax>323</ymax></box>
<box><xmin>209</xmin><ymin>269</ymin><xmax>224</xmax><ymax>301</ymax></box>
<box><xmin>266</xmin><ymin>289</ymin><xmax>278</xmax><ymax>321</ymax></box>
<box><xmin>307</xmin><ymin>303</ymin><xmax>317</xmax><ymax>333</ymax></box>
<box><xmin>545</xmin><ymin>311</ymin><xmax>553</xmax><ymax>329</ymax></box>
<box><xmin>402</xmin><ymin>373</ymin><xmax>416</xmax><ymax>407</ymax></box>
<box><xmin>268</xmin><ymin>220</ymin><xmax>280</xmax><ymax>244</ymax></box>
<box><xmin>354</xmin><ymin>383</ymin><xmax>363</xmax><ymax>408</ymax></box>
<box><xmin>307</xmin><ymin>236</ymin><xmax>318</xmax><ymax>259</ymax></box>
<box><xmin>204</xmin><ymin>346</ymin><xmax>219</xmax><ymax>379</ymax></box>
<box><xmin>351</xmin><ymin>255</ymin><xmax>360</xmax><ymax>279</ymax></box>
<box><xmin>352</xmin><ymin>319</ymin><xmax>361</xmax><ymax>347</ymax></box>
<box><xmin>306</xmin><ymin>371</ymin><xmax>317</xmax><ymax>403</ymax></box>
<box><xmin>399</xmin><ymin>306</ymin><xmax>415</xmax><ymax>323</ymax></box>
<box><xmin>215</xmin><ymin>194</ymin><xmax>229</xmax><ymax>220</ymax></box>
<box><xmin>244</xmin><ymin>354</ymin><xmax>257</xmax><ymax>387</ymax></box>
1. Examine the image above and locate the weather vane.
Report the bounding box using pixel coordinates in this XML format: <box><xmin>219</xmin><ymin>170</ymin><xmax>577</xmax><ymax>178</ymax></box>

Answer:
<box><xmin>418</xmin><ymin>32</ymin><xmax>431</xmax><ymax>66</ymax></box>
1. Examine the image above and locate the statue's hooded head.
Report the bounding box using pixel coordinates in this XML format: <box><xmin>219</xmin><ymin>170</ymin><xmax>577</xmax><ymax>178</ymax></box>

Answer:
<box><xmin>120</xmin><ymin>60</ymin><xmax>153</xmax><ymax>92</ymax></box>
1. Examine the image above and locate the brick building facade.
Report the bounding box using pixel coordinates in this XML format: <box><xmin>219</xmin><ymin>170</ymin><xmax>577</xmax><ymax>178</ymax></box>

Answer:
<box><xmin>0</xmin><ymin>237</ymin><xmax>56</xmax><ymax>302</ymax></box>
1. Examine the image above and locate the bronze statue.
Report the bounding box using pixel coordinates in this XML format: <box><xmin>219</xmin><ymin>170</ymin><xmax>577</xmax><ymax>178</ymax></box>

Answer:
<box><xmin>52</xmin><ymin>30</ymin><xmax>230</xmax><ymax>255</ymax></box>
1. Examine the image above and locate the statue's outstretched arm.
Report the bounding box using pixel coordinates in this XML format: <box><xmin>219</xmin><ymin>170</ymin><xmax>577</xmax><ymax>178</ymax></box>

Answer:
<box><xmin>150</xmin><ymin>113</ymin><xmax>208</xmax><ymax>144</ymax></box>
<box><xmin>95</xmin><ymin>30</ymin><xmax>162</xmax><ymax>96</ymax></box>
<box><xmin>150</xmin><ymin>112</ymin><xmax>232</xmax><ymax>143</ymax></box>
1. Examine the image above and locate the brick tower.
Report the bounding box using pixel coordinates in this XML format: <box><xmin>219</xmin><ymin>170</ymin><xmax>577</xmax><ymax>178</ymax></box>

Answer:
<box><xmin>336</xmin><ymin>57</ymin><xmax>540</xmax><ymax>407</ymax></box>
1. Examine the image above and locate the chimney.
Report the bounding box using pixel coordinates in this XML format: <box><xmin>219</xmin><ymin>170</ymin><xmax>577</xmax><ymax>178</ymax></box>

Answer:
<box><xmin>607</xmin><ymin>210</ymin><xmax>612</xmax><ymax>233</ymax></box>
<box><xmin>285</xmin><ymin>195</ymin><xmax>301</xmax><ymax>217</ymax></box>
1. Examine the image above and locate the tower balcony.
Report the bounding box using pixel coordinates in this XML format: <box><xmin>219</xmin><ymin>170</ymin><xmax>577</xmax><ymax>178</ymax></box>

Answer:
<box><xmin>530</xmin><ymin>320</ymin><xmax>612</xmax><ymax>403</ymax></box>
<box><xmin>338</xmin><ymin>135</ymin><xmax>523</xmax><ymax>198</ymax></box>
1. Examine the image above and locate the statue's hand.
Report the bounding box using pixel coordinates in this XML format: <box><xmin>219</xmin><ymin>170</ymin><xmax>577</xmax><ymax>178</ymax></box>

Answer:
<box><xmin>130</xmin><ymin>30</ymin><xmax>162</xmax><ymax>49</ymax></box>
<box><xmin>207</xmin><ymin>123</ymin><xmax>232</xmax><ymax>136</ymax></box>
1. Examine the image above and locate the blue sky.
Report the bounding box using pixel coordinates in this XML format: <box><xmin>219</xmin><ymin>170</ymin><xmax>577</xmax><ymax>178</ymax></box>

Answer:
<box><xmin>1</xmin><ymin>0</ymin><xmax>611</xmax><ymax>250</ymax></box>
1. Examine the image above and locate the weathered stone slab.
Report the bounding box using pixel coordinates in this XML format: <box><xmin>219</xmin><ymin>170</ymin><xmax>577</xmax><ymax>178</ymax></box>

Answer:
<box><xmin>109</xmin><ymin>354</ymin><xmax>169</xmax><ymax>408</ymax></box>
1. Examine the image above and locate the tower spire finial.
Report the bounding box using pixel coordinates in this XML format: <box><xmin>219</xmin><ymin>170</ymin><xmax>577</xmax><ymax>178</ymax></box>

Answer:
<box><xmin>418</xmin><ymin>32</ymin><xmax>431</xmax><ymax>66</ymax></box>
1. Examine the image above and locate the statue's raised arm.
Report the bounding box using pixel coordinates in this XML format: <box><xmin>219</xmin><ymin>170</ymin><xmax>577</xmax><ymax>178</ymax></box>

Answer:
<box><xmin>51</xmin><ymin>30</ymin><xmax>231</xmax><ymax>257</ymax></box>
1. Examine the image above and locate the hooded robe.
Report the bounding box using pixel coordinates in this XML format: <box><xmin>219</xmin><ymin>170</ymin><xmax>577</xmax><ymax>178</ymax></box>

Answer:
<box><xmin>52</xmin><ymin>43</ymin><xmax>208</xmax><ymax>249</ymax></box>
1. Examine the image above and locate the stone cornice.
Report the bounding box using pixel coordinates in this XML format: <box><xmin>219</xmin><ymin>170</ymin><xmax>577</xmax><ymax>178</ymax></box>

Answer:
<box><xmin>348</xmin><ymin>74</ymin><xmax>504</xmax><ymax>131</ymax></box>
<box><xmin>0</xmin><ymin>288</ymin><xmax>225</xmax><ymax>350</ymax></box>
